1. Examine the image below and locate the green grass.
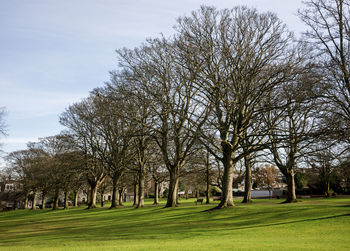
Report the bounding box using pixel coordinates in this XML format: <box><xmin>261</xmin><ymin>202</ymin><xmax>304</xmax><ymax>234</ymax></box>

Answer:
<box><xmin>0</xmin><ymin>197</ymin><xmax>349</xmax><ymax>250</ymax></box>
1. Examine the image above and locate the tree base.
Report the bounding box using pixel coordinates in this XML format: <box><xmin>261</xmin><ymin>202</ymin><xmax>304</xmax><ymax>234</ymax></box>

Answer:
<box><xmin>282</xmin><ymin>199</ymin><xmax>299</xmax><ymax>204</ymax></box>
<box><xmin>241</xmin><ymin>199</ymin><xmax>253</xmax><ymax>203</ymax></box>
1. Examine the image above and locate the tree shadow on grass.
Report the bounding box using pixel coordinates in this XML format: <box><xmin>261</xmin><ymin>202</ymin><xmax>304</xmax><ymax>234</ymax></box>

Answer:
<box><xmin>226</xmin><ymin>213</ymin><xmax>350</xmax><ymax>231</ymax></box>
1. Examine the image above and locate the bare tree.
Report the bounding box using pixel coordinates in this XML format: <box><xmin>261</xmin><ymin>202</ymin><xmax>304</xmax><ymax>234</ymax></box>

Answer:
<box><xmin>299</xmin><ymin>0</ymin><xmax>350</xmax><ymax>146</ymax></box>
<box><xmin>176</xmin><ymin>6</ymin><xmax>298</xmax><ymax>208</ymax></box>
<box><xmin>117</xmin><ymin>37</ymin><xmax>210</xmax><ymax>207</ymax></box>
<box><xmin>265</xmin><ymin>66</ymin><xmax>321</xmax><ymax>202</ymax></box>
<box><xmin>0</xmin><ymin>107</ymin><xmax>7</xmax><ymax>151</ymax></box>
<box><xmin>60</xmin><ymin>98</ymin><xmax>107</xmax><ymax>209</ymax></box>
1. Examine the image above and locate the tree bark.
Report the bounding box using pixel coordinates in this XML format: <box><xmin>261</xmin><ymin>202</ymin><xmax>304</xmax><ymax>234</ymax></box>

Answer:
<box><xmin>137</xmin><ymin>167</ymin><xmax>146</xmax><ymax>208</ymax></box>
<box><xmin>133</xmin><ymin>182</ymin><xmax>139</xmax><ymax>206</ymax></box>
<box><xmin>41</xmin><ymin>191</ymin><xmax>46</xmax><ymax>209</ymax></box>
<box><xmin>242</xmin><ymin>154</ymin><xmax>253</xmax><ymax>203</ymax></box>
<box><xmin>100</xmin><ymin>193</ymin><xmax>104</xmax><ymax>207</ymax></box>
<box><xmin>325</xmin><ymin>181</ymin><xmax>330</xmax><ymax>197</ymax></box>
<box><xmin>154</xmin><ymin>182</ymin><xmax>159</xmax><ymax>205</ymax></box>
<box><xmin>217</xmin><ymin>148</ymin><xmax>235</xmax><ymax>208</ymax></box>
<box><xmin>205</xmin><ymin>151</ymin><xmax>210</xmax><ymax>204</ymax></box>
<box><xmin>64</xmin><ymin>191</ymin><xmax>69</xmax><ymax>209</ymax></box>
<box><xmin>206</xmin><ymin>174</ymin><xmax>210</xmax><ymax>204</ymax></box>
<box><xmin>110</xmin><ymin>176</ymin><xmax>120</xmax><ymax>209</ymax></box>
<box><xmin>31</xmin><ymin>191</ymin><xmax>37</xmax><ymax>210</ymax></box>
<box><xmin>73</xmin><ymin>190</ymin><xmax>79</xmax><ymax>207</ymax></box>
<box><xmin>118</xmin><ymin>187</ymin><xmax>124</xmax><ymax>206</ymax></box>
<box><xmin>285</xmin><ymin>169</ymin><xmax>297</xmax><ymax>203</ymax></box>
<box><xmin>53</xmin><ymin>188</ymin><xmax>59</xmax><ymax>210</ymax></box>
<box><xmin>165</xmin><ymin>167</ymin><xmax>180</xmax><ymax>207</ymax></box>
<box><xmin>88</xmin><ymin>184</ymin><xmax>98</xmax><ymax>209</ymax></box>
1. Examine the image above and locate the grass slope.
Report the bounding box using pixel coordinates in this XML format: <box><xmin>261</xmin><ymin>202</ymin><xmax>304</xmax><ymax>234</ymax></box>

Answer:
<box><xmin>0</xmin><ymin>197</ymin><xmax>349</xmax><ymax>250</ymax></box>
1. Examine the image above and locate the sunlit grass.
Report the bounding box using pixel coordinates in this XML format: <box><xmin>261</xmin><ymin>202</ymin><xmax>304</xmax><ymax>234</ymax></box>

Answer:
<box><xmin>0</xmin><ymin>197</ymin><xmax>349</xmax><ymax>250</ymax></box>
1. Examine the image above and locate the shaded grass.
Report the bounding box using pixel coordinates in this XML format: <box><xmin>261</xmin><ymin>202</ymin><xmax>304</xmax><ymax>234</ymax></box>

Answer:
<box><xmin>0</xmin><ymin>197</ymin><xmax>350</xmax><ymax>250</ymax></box>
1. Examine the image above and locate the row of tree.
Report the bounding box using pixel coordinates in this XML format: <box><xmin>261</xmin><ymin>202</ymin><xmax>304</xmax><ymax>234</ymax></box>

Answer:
<box><xmin>2</xmin><ymin>0</ymin><xmax>350</xmax><ymax>210</ymax></box>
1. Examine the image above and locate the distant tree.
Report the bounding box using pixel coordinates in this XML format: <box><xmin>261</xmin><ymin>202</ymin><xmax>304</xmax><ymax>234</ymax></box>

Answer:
<box><xmin>60</xmin><ymin>98</ymin><xmax>107</xmax><ymax>209</ymax></box>
<box><xmin>264</xmin><ymin>62</ymin><xmax>321</xmax><ymax>203</ymax></box>
<box><xmin>7</xmin><ymin>148</ymin><xmax>44</xmax><ymax>210</ymax></box>
<box><xmin>338</xmin><ymin>156</ymin><xmax>350</xmax><ymax>193</ymax></box>
<box><xmin>254</xmin><ymin>164</ymin><xmax>279</xmax><ymax>198</ymax></box>
<box><xmin>90</xmin><ymin>87</ymin><xmax>135</xmax><ymax>209</ymax></box>
<box><xmin>307</xmin><ymin>147</ymin><xmax>339</xmax><ymax>197</ymax></box>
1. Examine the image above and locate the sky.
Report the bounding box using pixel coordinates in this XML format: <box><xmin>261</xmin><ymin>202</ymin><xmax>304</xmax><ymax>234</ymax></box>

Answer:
<box><xmin>0</xmin><ymin>0</ymin><xmax>305</xmax><ymax>167</ymax></box>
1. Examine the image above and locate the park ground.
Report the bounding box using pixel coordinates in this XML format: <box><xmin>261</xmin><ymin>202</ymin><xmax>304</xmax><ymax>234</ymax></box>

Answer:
<box><xmin>0</xmin><ymin>197</ymin><xmax>349</xmax><ymax>250</ymax></box>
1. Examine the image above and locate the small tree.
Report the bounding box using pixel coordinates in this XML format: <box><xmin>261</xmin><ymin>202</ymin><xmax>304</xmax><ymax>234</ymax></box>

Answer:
<box><xmin>254</xmin><ymin>164</ymin><xmax>279</xmax><ymax>198</ymax></box>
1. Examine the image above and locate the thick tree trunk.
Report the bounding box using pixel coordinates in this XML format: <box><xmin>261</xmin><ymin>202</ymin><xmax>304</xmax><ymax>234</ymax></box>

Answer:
<box><xmin>154</xmin><ymin>182</ymin><xmax>159</xmax><ymax>205</ymax></box>
<box><xmin>285</xmin><ymin>169</ymin><xmax>297</xmax><ymax>203</ymax></box>
<box><xmin>64</xmin><ymin>191</ymin><xmax>69</xmax><ymax>209</ymax></box>
<box><xmin>73</xmin><ymin>190</ymin><xmax>79</xmax><ymax>207</ymax></box>
<box><xmin>31</xmin><ymin>191</ymin><xmax>37</xmax><ymax>210</ymax></box>
<box><xmin>217</xmin><ymin>150</ymin><xmax>235</xmax><ymax>208</ymax></box>
<box><xmin>137</xmin><ymin>167</ymin><xmax>146</xmax><ymax>208</ymax></box>
<box><xmin>41</xmin><ymin>191</ymin><xmax>46</xmax><ymax>209</ymax></box>
<box><xmin>242</xmin><ymin>154</ymin><xmax>253</xmax><ymax>203</ymax></box>
<box><xmin>324</xmin><ymin>181</ymin><xmax>330</xmax><ymax>197</ymax></box>
<box><xmin>110</xmin><ymin>177</ymin><xmax>120</xmax><ymax>209</ymax></box>
<box><xmin>133</xmin><ymin>183</ymin><xmax>139</xmax><ymax>206</ymax></box>
<box><xmin>165</xmin><ymin>167</ymin><xmax>180</xmax><ymax>207</ymax></box>
<box><xmin>88</xmin><ymin>184</ymin><xmax>98</xmax><ymax>209</ymax></box>
<box><xmin>53</xmin><ymin>189</ymin><xmax>59</xmax><ymax>210</ymax></box>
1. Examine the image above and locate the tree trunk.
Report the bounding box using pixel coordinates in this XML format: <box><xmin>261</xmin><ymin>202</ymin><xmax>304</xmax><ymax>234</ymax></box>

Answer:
<box><xmin>165</xmin><ymin>167</ymin><xmax>180</xmax><ymax>207</ymax></box>
<box><xmin>324</xmin><ymin>181</ymin><xmax>330</xmax><ymax>197</ymax></box>
<box><xmin>100</xmin><ymin>193</ymin><xmax>104</xmax><ymax>207</ymax></box>
<box><xmin>137</xmin><ymin>167</ymin><xmax>146</xmax><ymax>208</ymax></box>
<box><xmin>64</xmin><ymin>191</ymin><xmax>69</xmax><ymax>209</ymax></box>
<box><xmin>217</xmin><ymin>149</ymin><xmax>235</xmax><ymax>208</ymax></box>
<box><xmin>154</xmin><ymin>182</ymin><xmax>159</xmax><ymax>205</ymax></box>
<box><xmin>206</xmin><ymin>176</ymin><xmax>210</xmax><ymax>204</ymax></box>
<box><xmin>24</xmin><ymin>194</ymin><xmax>29</xmax><ymax>209</ymax></box>
<box><xmin>118</xmin><ymin>187</ymin><xmax>124</xmax><ymax>206</ymax></box>
<box><xmin>41</xmin><ymin>191</ymin><xmax>46</xmax><ymax>209</ymax></box>
<box><xmin>73</xmin><ymin>190</ymin><xmax>79</xmax><ymax>207</ymax></box>
<box><xmin>110</xmin><ymin>177</ymin><xmax>120</xmax><ymax>209</ymax></box>
<box><xmin>285</xmin><ymin>169</ymin><xmax>297</xmax><ymax>203</ymax></box>
<box><xmin>31</xmin><ymin>191</ymin><xmax>37</xmax><ymax>210</ymax></box>
<box><xmin>205</xmin><ymin>151</ymin><xmax>210</xmax><ymax>204</ymax></box>
<box><xmin>133</xmin><ymin>182</ymin><xmax>139</xmax><ymax>206</ymax></box>
<box><xmin>88</xmin><ymin>184</ymin><xmax>98</xmax><ymax>209</ymax></box>
<box><xmin>242</xmin><ymin>154</ymin><xmax>253</xmax><ymax>203</ymax></box>
<box><xmin>53</xmin><ymin>188</ymin><xmax>59</xmax><ymax>210</ymax></box>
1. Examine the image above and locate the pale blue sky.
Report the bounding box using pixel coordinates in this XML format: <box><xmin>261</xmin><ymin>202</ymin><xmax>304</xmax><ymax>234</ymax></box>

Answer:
<box><xmin>0</xmin><ymin>0</ymin><xmax>304</xmax><ymax>166</ymax></box>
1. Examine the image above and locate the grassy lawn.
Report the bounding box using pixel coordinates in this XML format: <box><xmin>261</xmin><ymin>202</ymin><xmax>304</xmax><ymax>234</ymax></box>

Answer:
<box><xmin>0</xmin><ymin>197</ymin><xmax>349</xmax><ymax>250</ymax></box>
